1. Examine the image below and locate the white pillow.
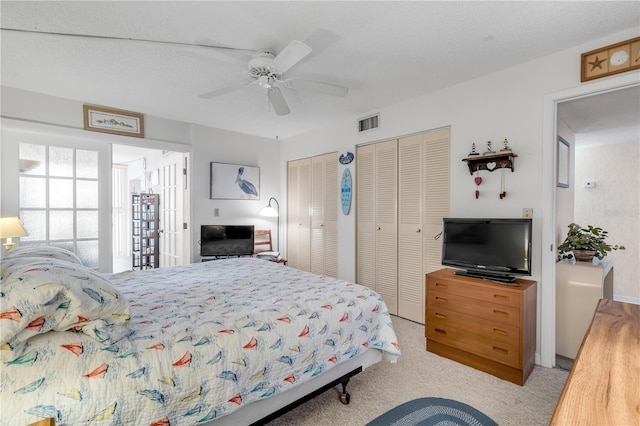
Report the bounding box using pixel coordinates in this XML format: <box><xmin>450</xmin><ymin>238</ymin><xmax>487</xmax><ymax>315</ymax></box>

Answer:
<box><xmin>4</xmin><ymin>245</ymin><xmax>83</xmax><ymax>265</ymax></box>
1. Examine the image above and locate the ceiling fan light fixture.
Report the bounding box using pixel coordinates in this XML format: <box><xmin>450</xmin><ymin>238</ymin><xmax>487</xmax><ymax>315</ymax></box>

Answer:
<box><xmin>258</xmin><ymin>75</ymin><xmax>272</xmax><ymax>89</ymax></box>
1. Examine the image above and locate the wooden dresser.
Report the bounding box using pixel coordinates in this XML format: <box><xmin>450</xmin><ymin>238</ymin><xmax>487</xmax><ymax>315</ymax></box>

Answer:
<box><xmin>551</xmin><ymin>299</ymin><xmax>640</xmax><ymax>425</ymax></box>
<box><xmin>425</xmin><ymin>268</ymin><xmax>537</xmax><ymax>385</ymax></box>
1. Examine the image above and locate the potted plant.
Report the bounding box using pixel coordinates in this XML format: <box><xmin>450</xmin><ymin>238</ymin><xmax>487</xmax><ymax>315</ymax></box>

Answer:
<box><xmin>558</xmin><ymin>223</ymin><xmax>625</xmax><ymax>261</ymax></box>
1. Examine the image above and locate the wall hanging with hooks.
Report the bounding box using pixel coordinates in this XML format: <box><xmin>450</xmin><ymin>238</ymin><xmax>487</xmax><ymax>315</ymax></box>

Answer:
<box><xmin>462</xmin><ymin>139</ymin><xmax>517</xmax><ymax>199</ymax></box>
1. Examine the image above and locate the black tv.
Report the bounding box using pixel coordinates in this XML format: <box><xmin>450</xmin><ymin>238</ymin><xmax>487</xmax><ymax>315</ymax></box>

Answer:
<box><xmin>200</xmin><ymin>225</ymin><xmax>255</xmax><ymax>257</ymax></box>
<box><xmin>441</xmin><ymin>218</ymin><xmax>532</xmax><ymax>283</ymax></box>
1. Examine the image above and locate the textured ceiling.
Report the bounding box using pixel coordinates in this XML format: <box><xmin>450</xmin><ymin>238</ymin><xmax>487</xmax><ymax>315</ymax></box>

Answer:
<box><xmin>1</xmin><ymin>1</ymin><xmax>639</xmax><ymax>140</ymax></box>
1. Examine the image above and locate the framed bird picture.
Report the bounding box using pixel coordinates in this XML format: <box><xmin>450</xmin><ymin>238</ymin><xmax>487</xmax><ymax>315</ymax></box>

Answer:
<box><xmin>210</xmin><ymin>162</ymin><xmax>260</xmax><ymax>200</ymax></box>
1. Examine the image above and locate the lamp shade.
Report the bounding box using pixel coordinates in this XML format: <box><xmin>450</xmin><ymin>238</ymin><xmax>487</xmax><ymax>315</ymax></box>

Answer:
<box><xmin>260</xmin><ymin>206</ymin><xmax>279</xmax><ymax>217</ymax></box>
<box><xmin>0</xmin><ymin>217</ymin><xmax>28</xmax><ymax>239</ymax></box>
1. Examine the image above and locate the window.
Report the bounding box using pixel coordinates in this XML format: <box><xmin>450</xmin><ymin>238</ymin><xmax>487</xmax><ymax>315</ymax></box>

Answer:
<box><xmin>19</xmin><ymin>143</ymin><xmax>101</xmax><ymax>268</ymax></box>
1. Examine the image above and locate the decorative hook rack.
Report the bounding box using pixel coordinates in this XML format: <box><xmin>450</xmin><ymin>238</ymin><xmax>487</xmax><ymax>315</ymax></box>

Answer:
<box><xmin>462</xmin><ymin>151</ymin><xmax>517</xmax><ymax>175</ymax></box>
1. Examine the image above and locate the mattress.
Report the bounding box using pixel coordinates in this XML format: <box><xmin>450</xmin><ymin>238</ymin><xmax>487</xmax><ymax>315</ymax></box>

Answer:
<box><xmin>1</xmin><ymin>256</ymin><xmax>400</xmax><ymax>425</ymax></box>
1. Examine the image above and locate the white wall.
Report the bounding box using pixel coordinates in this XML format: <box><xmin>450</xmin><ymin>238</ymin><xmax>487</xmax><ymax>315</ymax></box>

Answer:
<box><xmin>190</xmin><ymin>125</ymin><xmax>281</xmax><ymax>260</ymax></box>
<box><xmin>574</xmin><ymin>141</ymin><xmax>639</xmax><ymax>301</ymax></box>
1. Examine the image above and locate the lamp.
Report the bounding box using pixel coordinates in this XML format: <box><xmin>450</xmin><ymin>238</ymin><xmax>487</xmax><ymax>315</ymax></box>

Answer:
<box><xmin>0</xmin><ymin>217</ymin><xmax>28</xmax><ymax>250</ymax></box>
<box><xmin>259</xmin><ymin>197</ymin><xmax>279</xmax><ymax>251</ymax></box>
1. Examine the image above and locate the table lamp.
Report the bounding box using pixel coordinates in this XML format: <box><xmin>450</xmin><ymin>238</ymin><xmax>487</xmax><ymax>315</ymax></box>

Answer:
<box><xmin>0</xmin><ymin>217</ymin><xmax>28</xmax><ymax>250</ymax></box>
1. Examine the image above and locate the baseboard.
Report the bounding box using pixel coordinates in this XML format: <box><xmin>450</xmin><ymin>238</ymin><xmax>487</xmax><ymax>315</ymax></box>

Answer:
<box><xmin>613</xmin><ymin>294</ymin><xmax>640</xmax><ymax>305</ymax></box>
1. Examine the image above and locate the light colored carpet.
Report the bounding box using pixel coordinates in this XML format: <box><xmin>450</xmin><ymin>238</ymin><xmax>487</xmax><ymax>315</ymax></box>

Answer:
<box><xmin>267</xmin><ymin>316</ymin><xmax>569</xmax><ymax>426</ymax></box>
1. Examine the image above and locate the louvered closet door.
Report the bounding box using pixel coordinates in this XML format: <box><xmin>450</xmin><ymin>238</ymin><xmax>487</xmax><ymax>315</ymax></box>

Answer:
<box><xmin>287</xmin><ymin>158</ymin><xmax>311</xmax><ymax>271</ymax></box>
<box><xmin>398</xmin><ymin>134</ymin><xmax>424</xmax><ymax>322</ymax></box>
<box><xmin>310</xmin><ymin>156</ymin><xmax>325</xmax><ymax>275</ymax></box>
<box><xmin>322</xmin><ymin>152</ymin><xmax>338</xmax><ymax>278</ymax></box>
<box><xmin>374</xmin><ymin>140</ymin><xmax>398</xmax><ymax>315</ymax></box>
<box><xmin>356</xmin><ymin>144</ymin><xmax>376</xmax><ymax>291</ymax></box>
<box><xmin>423</xmin><ymin>127</ymin><xmax>451</xmax><ymax>276</ymax></box>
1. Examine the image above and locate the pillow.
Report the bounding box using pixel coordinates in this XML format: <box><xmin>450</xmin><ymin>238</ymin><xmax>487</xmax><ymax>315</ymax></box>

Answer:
<box><xmin>4</xmin><ymin>245</ymin><xmax>83</xmax><ymax>265</ymax></box>
<box><xmin>0</xmin><ymin>258</ymin><xmax>130</xmax><ymax>347</ymax></box>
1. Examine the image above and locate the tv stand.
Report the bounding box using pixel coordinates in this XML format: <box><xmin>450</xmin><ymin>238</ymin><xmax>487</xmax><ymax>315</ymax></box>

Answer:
<box><xmin>425</xmin><ymin>268</ymin><xmax>537</xmax><ymax>385</ymax></box>
<box><xmin>453</xmin><ymin>269</ymin><xmax>519</xmax><ymax>285</ymax></box>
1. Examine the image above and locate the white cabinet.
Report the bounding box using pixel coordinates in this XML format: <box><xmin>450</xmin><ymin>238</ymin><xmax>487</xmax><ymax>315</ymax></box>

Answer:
<box><xmin>287</xmin><ymin>153</ymin><xmax>338</xmax><ymax>277</ymax></box>
<box><xmin>357</xmin><ymin>127</ymin><xmax>450</xmax><ymax>323</ymax></box>
<box><xmin>556</xmin><ymin>258</ymin><xmax>614</xmax><ymax>359</ymax></box>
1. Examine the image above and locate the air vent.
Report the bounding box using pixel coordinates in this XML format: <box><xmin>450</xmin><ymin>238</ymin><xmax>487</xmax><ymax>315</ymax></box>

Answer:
<box><xmin>358</xmin><ymin>114</ymin><xmax>379</xmax><ymax>133</ymax></box>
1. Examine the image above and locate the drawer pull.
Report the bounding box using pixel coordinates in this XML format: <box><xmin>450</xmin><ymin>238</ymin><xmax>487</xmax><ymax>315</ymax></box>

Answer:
<box><xmin>494</xmin><ymin>294</ymin><xmax>510</xmax><ymax>302</ymax></box>
<box><xmin>492</xmin><ymin>346</ymin><xmax>509</xmax><ymax>355</ymax></box>
<box><xmin>435</xmin><ymin>312</ymin><xmax>447</xmax><ymax>319</ymax></box>
<box><xmin>493</xmin><ymin>327</ymin><xmax>509</xmax><ymax>336</ymax></box>
<box><xmin>434</xmin><ymin>328</ymin><xmax>447</xmax><ymax>335</ymax></box>
<box><xmin>435</xmin><ymin>296</ymin><xmax>448</xmax><ymax>303</ymax></box>
<box><xmin>435</xmin><ymin>282</ymin><xmax>449</xmax><ymax>289</ymax></box>
<box><xmin>493</xmin><ymin>309</ymin><xmax>509</xmax><ymax>317</ymax></box>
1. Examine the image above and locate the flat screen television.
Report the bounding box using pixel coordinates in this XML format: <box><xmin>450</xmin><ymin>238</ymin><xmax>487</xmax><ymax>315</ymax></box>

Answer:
<box><xmin>200</xmin><ymin>225</ymin><xmax>255</xmax><ymax>257</ymax></box>
<box><xmin>441</xmin><ymin>218</ymin><xmax>532</xmax><ymax>283</ymax></box>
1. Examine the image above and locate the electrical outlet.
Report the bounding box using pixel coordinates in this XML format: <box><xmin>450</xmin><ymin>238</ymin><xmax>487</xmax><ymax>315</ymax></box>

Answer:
<box><xmin>214</xmin><ymin>208</ymin><xmax>219</xmax><ymax>217</ymax></box>
<box><xmin>522</xmin><ymin>208</ymin><xmax>533</xmax><ymax>218</ymax></box>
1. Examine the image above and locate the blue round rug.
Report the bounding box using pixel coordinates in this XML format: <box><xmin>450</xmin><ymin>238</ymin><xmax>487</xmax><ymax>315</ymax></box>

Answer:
<box><xmin>365</xmin><ymin>397</ymin><xmax>498</xmax><ymax>426</ymax></box>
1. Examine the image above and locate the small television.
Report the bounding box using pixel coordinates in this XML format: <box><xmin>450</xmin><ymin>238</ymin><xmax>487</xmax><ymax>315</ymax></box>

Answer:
<box><xmin>200</xmin><ymin>225</ymin><xmax>255</xmax><ymax>257</ymax></box>
<box><xmin>441</xmin><ymin>218</ymin><xmax>532</xmax><ymax>283</ymax></box>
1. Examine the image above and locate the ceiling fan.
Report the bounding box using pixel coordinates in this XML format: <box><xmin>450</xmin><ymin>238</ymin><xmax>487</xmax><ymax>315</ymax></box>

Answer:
<box><xmin>1</xmin><ymin>28</ymin><xmax>348</xmax><ymax>116</ymax></box>
<box><xmin>188</xmin><ymin>40</ymin><xmax>349</xmax><ymax>116</ymax></box>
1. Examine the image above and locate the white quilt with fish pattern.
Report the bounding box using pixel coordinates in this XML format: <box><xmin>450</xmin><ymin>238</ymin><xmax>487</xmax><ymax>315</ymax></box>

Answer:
<box><xmin>1</xmin><ymin>258</ymin><xmax>400</xmax><ymax>425</ymax></box>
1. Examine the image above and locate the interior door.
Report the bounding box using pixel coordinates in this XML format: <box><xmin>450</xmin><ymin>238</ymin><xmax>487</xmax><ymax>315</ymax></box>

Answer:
<box><xmin>159</xmin><ymin>151</ymin><xmax>188</xmax><ymax>267</ymax></box>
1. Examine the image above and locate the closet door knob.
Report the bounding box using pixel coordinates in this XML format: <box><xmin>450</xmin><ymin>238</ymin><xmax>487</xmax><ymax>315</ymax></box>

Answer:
<box><xmin>376</xmin><ymin>226</ymin><xmax>381</xmax><ymax>230</ymax></box>
<box><xmin>416</xmin><ymin>229</ymin><xmax>421</xmax><ymax>233</ymax></box>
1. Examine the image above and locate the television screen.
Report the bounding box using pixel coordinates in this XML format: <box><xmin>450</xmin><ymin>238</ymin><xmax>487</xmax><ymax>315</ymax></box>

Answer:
<box><xmin>200</xmin><ymin>225</ymin><xmax>255</xmax><ymax>257</ymax></box>
<box><xmin>441</xmin><ymin>218</ymin><xmax>532</xmax><ymax>283</ymax></box>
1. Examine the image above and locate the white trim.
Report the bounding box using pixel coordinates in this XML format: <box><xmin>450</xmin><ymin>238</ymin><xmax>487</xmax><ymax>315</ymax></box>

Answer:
<box><xmin>541</xmin><ymin>72</ymin><xmax>640</xmax><ymax>368</ymax></box>
<box><xmin>1</xmin><ymin>117</ymin><xmax>191</xmax><ymax>153</ymax></box>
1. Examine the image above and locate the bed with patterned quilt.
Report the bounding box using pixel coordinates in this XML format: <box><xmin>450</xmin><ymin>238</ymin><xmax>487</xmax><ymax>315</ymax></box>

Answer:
<box><xmin>0</xmin><ymin>246</ymin><xmax>400</xmax><ymax>425</ymax></box>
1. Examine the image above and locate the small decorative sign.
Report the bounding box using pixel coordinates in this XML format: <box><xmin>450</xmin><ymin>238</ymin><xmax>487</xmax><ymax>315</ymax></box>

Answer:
<box><xmin>581</xmin><ymin>36</ymin><xmax>640</xmax><ymax>82</ymax></box>
<box><xmin>341</xmin><ymin>168</ymin><xmax>352</xmax><ymax>215</ymax></box>
<box><xmin>339</xmin><ymin>152</ymin><xmax>354</xmax><ymax>165</ymax></box>
<box><xmin>83</xmin><ymin>104</ymin><xmax>145</xmax><ymax>138</ymax></box>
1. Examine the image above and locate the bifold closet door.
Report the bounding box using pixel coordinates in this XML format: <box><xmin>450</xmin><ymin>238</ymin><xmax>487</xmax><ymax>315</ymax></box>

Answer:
<box><xmin>357</xmin><ymin>140</ymin><xmax>398</xmax><ymax>315</ymax></box>
<box><xmin>310</xmin><ymin>152</ymin><xmax>338</xmax><ymax>277</ymax></box>
<box><xmin>287</xmin><ymin>158</ymin><xmax>311</xmax><ymax>271</ymax></box>
<box><xmin>398</xmin><ymin>134</ymin><xmax>424</xmax><ymax>323</ymax></box>
<box><xmin>397</xmin><ymin>127</ymin><xmax>450</xmax><ymax>323</ymax></box>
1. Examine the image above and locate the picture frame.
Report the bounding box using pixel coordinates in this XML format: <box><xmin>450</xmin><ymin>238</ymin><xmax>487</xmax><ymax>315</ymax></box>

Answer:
<box><xmin>210</xmin><ymin>162</ymin><xmax>260</xmax><ymax>200</ymax></box>
<box><xmin>557</xmin><ymin>136</ymin><xmax>570</xmax><ymax>188</ymax></box>
<box><xmin>83</xmin><ymin>104</ymin><xmax>145</xmax><ymax>138</ymax></box>
<box><xmin>581</xmin><ymin>36</ymin><xmax>640</xmax><ymax>82</ymax></box>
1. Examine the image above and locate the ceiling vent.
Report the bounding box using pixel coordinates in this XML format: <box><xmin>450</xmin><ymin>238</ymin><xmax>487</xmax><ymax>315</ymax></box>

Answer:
<box><xmin>358</xmin><ymin>114</ymin><xmax>379</xmax><ymax>133</ymax></box>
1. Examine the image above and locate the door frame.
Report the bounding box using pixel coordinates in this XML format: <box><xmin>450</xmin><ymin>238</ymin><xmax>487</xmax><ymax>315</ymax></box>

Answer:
<box><xmin>540</xmin><ymin>72</ymin><xmax>639</xmax><ymax>368</ymax></box>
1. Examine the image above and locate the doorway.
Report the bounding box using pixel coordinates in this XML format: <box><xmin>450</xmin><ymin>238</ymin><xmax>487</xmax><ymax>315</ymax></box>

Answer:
<box><xmin>112</xmin><ymin>145</ymin><xmax>190</xmax><ymax>273</ymax></box>
<box><xmin>551</xmin><ymin>83</ymin><xmax>640</xmax><ymax>368</ymax></box>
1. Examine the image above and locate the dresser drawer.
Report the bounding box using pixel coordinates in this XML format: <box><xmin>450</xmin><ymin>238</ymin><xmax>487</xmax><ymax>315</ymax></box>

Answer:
<box><xmin>426</xmin><ymin>322</ymin><xmax>521</xmax><ymax>367</ymax></box>
<box><xmin>427</xmin><ymin>277</ymin><xmax>521</xmax><ymax>308</ymax></box>
<box><xmin>427</xmin><ymin>306</ymin><xmax>520</xmax><ymax>346</ymax></box>
<box><xmin>428</xmin><ymin>289</ymin><xmax>520</xmax><ymax>327</ymax></box>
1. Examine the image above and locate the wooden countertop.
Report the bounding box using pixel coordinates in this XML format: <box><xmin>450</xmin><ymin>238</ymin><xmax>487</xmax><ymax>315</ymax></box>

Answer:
<box><xmin>551</xmin><ymin>299</ymin><xmax>640</xmax><ymax>425</ymax></box>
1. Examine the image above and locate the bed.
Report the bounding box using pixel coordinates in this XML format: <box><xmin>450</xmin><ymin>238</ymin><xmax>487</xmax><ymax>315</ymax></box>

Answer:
<box><xmin>0</xmin><ymin>247</ymin><xmax>400</xmax><ymax>425</ymax></box>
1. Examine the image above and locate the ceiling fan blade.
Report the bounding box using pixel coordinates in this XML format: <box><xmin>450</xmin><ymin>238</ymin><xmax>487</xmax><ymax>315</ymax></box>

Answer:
<box><xmin>271</xmin><ymin>40</ymin><xmax>312</xmax><ymax>73</ymax></box>
<box><xmin>199</xmin><ymin>80</ymin><xmax>250</xmax><ymax>99</ymax></box>
<box><xmin>268</xmin><ymin>87</ymin><xmax>290</xmax><ymax>116</ymax></box>
<box><xmin>291</xmin><ymin>79</ymin><xmax>349</xmax><ymax>97</ymax></box>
